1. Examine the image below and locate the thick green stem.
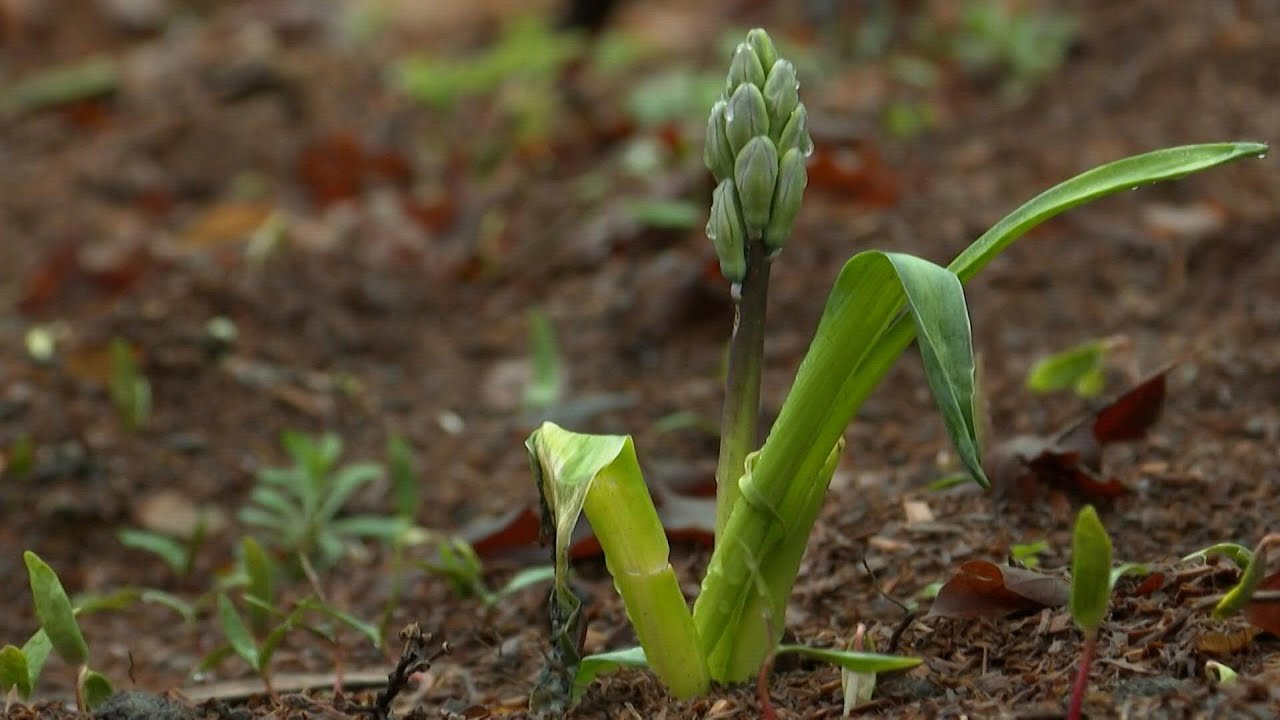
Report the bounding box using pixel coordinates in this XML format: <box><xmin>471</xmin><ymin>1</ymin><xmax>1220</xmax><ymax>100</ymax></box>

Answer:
<box><xmin>715</xmin><ymin>239</ymin><xmax>772</xmax><ymax>542</ymax></box>
<box><xmin>582</xmin><ymin>466</ymin><xmax>709</xmax><ymax>698</ymax></box>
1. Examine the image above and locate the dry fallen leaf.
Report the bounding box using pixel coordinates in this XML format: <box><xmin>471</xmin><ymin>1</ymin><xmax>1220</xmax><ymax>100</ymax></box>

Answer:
<box><xmin>929</xmin><ymin>560</ymin><xmax>1069</xmax><ymax>618</ymax></box>
<box><xmin>989</xmin><ymin>368</ymin><xmax>1169</xmax><ymax>503</ymax></box>
<box><xmin>1243</xmin><ymin>571</ymin><xmax>1280</xmax><ymax>636</ymax></box>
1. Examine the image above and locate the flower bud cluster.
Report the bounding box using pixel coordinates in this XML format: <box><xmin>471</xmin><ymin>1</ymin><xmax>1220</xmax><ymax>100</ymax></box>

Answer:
<box><xmin>704</xmin><ymin>28</ymin><xmax>812</xmax><ymax>282</ymax></box>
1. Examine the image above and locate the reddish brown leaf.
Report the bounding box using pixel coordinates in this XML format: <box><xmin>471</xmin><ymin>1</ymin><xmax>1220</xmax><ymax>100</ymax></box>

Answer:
<box><xmin>989</xmin><ymin>368</ymin><xmax>1170</xmax><ymax>503</ymax></box>
<box><xmin>806</xmin><ymin>142</ymin><xmax>900</xmax><ymax>208</ymax></box>
<box><xmin>18</xmin><ymin>242</ymin><xmax>80</xmax><ymax>315</ymax></box>
<box><xmin>1243</xmin><ymin>571</ymin><xmax>1280</xmax><ymax>636</ymax></box>
<box><xmin>929</xmin><ymin>560</ymin><xmax>1069</xmax><ymax>618</ymax></box>
<box><xmin>297</xmin><ymin>131</ymin><xmax>366</xmax><ymax>207</ymax></box>
<box><xmin>1091</xmin><ymin>371</ymin><xmax>1166</xmax><ymax>444</ymax></box>
<box><xmin>1132</xmin><ymin>572</ymin><xmax>1167</xmax><ymax>597</ymax></box>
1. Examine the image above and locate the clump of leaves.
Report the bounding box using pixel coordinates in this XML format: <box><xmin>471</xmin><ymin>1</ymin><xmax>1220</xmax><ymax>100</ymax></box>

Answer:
<box><xmin>238</xmin><ymin>431</ymin><xmax>406</xmax><ymax>571</ymax></box>
<box><xmin>0</xmin><ymin>552</ymin><xmax>113</xmax><ymax>711</ymax></box>
<box><xmin>1067</xmin><ymin>506</ymin><xmax>1112</xmax><ymax>720</ymax></box>
<box><xmin>109</xmin><ymin>337</ymin><xmax>151</xmax><ymax>432</ymax></box>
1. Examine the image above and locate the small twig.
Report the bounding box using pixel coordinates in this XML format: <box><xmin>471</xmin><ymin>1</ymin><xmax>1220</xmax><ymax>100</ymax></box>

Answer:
<box><xmin>861</xmin><ymin>554</ymin><xmax>917</xmax><ymax>653</ymax></box>
<box><xmin>354</xmin><ymin>624</ymin><xmax>450</xmax><ymax>720</ymax></box>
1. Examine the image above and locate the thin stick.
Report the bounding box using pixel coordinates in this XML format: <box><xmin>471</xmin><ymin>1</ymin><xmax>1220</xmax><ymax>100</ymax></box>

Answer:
<box><xmin>715</xmin><ymin>239</ymin><xmax>772</xmax><ymax>541</ymax></box>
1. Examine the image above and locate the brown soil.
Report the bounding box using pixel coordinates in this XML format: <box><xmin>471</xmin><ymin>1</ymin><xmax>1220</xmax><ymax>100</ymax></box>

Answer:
<box><xmin>2</xmin><ymin>1</ymin><xmax>1278</xmax><ymax>718</ymax></box>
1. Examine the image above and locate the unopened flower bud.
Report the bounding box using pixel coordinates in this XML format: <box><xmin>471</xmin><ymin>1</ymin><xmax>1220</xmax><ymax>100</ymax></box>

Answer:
<box><xmin>776</xmin><ymin>104</ymin><xmax>811</xmax><ymax>158</ymax></box>
<box><xmin>763</xmin><ymin>60</ymin><xmax>799</xmax><ymax>138</ymax></box>
<box><xmin>746</xmin><ymin>29</ymin><xmax>778</xmax><ymax>76</ymax></box>
<box><xmin>725</xmin><ymin>43</ymin><xmax>766</xmax><ymax>95</ymax></box>
<box><xmin>764</xmin><ymin>148</ymin><xmax>808</xmax><ymax>251</ymax></box>
<box><xmin>704</xmin><ymin>100</ymin><xmax>735</xmax><ymax>182</ymax></box>
<box><xmin>725</xmin><ymin>83</ymin><xmax>769</xmax><ymax>156</ymax></box>
<box><xmin>734</xmin><ymin>135</ymin><xmax>779</xmax><ymax>239</ymax></box>
<box><xmin>707</xmin><ymin>180</ymin><xmax>747</xmax><ymax>282</ymax></box>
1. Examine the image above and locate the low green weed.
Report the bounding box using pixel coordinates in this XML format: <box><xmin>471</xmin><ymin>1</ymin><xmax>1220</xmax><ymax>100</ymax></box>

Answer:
<box><xmin>238</xmin><ymin>431</ymin><xmax>407</xmax><ymax>571</ymax></box>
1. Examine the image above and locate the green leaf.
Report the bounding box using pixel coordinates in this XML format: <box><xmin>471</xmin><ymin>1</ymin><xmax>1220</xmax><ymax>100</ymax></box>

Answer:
<box><xmin>572</xmin><ymin>647</ymin><xmax>648</xmax><ymax>701</ymax></box>
<box><xmin>247</xmin><ymin>486</ymin><xmax>299</xmax><ymax>519</ymax></box>
<box><xmin>1069</xmin><ymin>505</ymin><xmax>1113</xmax><ymax>632</ymax></box>
<box><xmin>295</xmin><ymin>599</ymin><xmax>382</xmax><ymax>649</ymax></box>
<box><xmin>21</xmin><ymin>631</ymin><xmax>51</xmax><ymax>691</ymax></box>
<box><xmin>258</xmin><ymin>608</ymin><xmax>307</xmax><ymax>670</ymax></box>
<box><xmin>117</xmin><ymin>529</ymin><xmax>188</xmax><ymax>575</ymax></box>
<box><xmin>1108</xmin><ymin>562</ymin><xmax>1151</xmax><ymax>591</ymax></box>
<box><xmin>0</xmin><ymin>645</ymin><xmax>31</xmax><ymax>698</ymax></box>
<box><xmin>386</xmin><ymin>434</ymin><xmax>420</xmax><ymax>520</ymax></box>
<box><xmin>527</xmin><ymin>423</ymin><xmax>708</xmax><ymax>700</ymax></box>
<box><xmin>138</xmin><ymin>590</ymin><xmax>196</xmax><ymax>623</ymax></box>
<box><xmin>329</xmin><ymin>515</ymin><xmax>410</xmax><ymax>540</ymax></box>
<box><xmin>948</xmin><ymin>143</ymin><xmax>1266</xmax><ymax>285</ymax></box>
<box><xmin>216</xmin><ymin>594</ymin><xmax>259</xmax><ymax>669</ymax></box>
<box><xmin>1183</xmin><ymin>542</ymin><xmax>1253</xmax><ymax>570</ymax></box>
<box><xmin>318</xmin><ymin>462</ymin><xmax>384</xmax><ymax>521</ymax></box>
<box><xmin>492</xmin><ymin>565</ymin><xmax>556</xmax><ymax>603</ymax></box>
<box><xmin>1011</xmin><ymin>540</ymin><xmax>1050</xmax><ymax>569</ymax></box>
<box><xmin>524</xmin><ymin>309</ymin><xmax>565</xmax><ymax>412</ymax></box>
<box><xmin>625</xmin><ymin>198</ymin><xmax>702</xmax><ymax>229</ymax></box>
<box><xmin>242</xmin><ymin>536</ymin><xmax>275</xmax><ymax>637</ymax></box>
<box><xmin>1214</xmin><ymin>539</ymin><xmax>1270</xmax><ymax>619</ymax></box>
<box><xmin>194</xmin><ymin>644</ymin><xmax>235</xmax><ymax>674</ymax></box>
<box><xmin>24</xmin><ymin>551</ymin><xmax>89</xmax><ymax>666</ymax></box>
<box><xmin>776</xmin><ymin>645</ymin><xmax>922</xmax><ymax>673</ymax></box>
<box><xmin>1026</xmin><ymin>339</ymin><xmax>1108</xmax><ymax>395</ymax></box>
<box><xmin>80</xmin><ymin>669</ymin><xmax>113</xmax><ymax>710</ymax></box>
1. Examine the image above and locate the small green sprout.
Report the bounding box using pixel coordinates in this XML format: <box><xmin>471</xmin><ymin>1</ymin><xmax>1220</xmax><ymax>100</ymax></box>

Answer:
<box><xmin>416</xmin><ymin>536</ymin><xmax>555</xmax><ymax>608</ymax></box>
<box><xmin>1011</xmin><ymin>540</ymin><xmax>1050</xmax><ymax>569</ymax></box>
<box><xmin>238</xmin><ymin>431</ymin><xmax>407</xmax><ymax>571</ymax></box>
<box><xmin>207</xmin><ymin>589</ymin><xmax>380</xmax><ymax>698</ymax></box>
<box><xmin>1205</xmin><ymin>660</ymin><xmax>1239</xmax><ymax>685</ymax></box>
<box><xmin>524</xmin><ymin>309</ymin><xmax>566</xmax><ymax>413</ymax></box>
<box><xmin>1067</xmin><ymin>506</ymin><xmax>1113</xmax><ymax>720</ymax></box>
<box><xmin>520</xmin><ymin>27</ymin><xmax>1265</xmax><ymax>711</ymax></box>
<box><xmin>1195</xmin><ymin>534</ymin><xmax>1279</xmax><ymax>619</ymax></box>
<box><xmin>1026</xmin><ymin>336</ymin><xmax>1127</xmax><ymax>397</ymax></box>
<box><xmin>16</xmin><ymin>551</ymin><xmax>114</xmax><ymax>711</ymax></box>
<box><xmin>109</xmin><ymin>338</ymin><xmax>151</xmax><ymax>432</ymax></box>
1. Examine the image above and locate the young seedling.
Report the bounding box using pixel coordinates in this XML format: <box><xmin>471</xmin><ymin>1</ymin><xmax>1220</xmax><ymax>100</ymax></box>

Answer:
<box><xmin>205</xmin><ymin>548</ymin><xmax>380</xmax><ymax>698</ymax></box>
<box><xmin>523</xmin><ymin>27</ymin><xmax>1265</xmax><ymax>708</ymax></box>
<box><xmin>238</xmin><ymin>431</ymin><xmax>407</xmax><ymax>571</ymax></box>
<box><xmin>1026</xmin><ymin>336</ymin><xmax>1129</xmax><ymax>398</ymax></box>
<box><xmin>8</xmin><ymin>552</ymin><xmax>115</xmax><ymax>711</ymax></box>
<box><xmin>1067</xmin><ymin>506</ymin><xmax>1112</xmax><ymax>720</ymax></box>
<box><xmin>416</xmin><ymin>535</ymin><xmax>555</xmax><ymax>608</ymax></box>
<box><xmin>109</xmin><ymin>337</ymin><xmax>151</xmax><ymax>432</ymax></box>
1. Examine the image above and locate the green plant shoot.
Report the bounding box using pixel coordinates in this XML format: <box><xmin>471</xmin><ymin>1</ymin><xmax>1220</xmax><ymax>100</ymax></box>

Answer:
<box><xmin>1067</xmin><ymin>505</ymin><xmax>1113</xmax><ymax>720</ymax></box>
<box><xmin>522</xmin><ymin>26</ymin><xmax>1266</xmax><ymax>707</ymax></box>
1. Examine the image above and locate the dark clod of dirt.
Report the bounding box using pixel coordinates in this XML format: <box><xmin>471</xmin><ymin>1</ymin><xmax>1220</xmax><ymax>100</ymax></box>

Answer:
<box><xmin>93</xmin><ymin>691</ymin><xmax>194</xmax><ymax>720</ymax></box>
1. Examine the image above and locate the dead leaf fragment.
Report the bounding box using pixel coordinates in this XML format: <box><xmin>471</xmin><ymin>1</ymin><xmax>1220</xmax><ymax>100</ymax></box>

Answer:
<box><xmin>1243</xmin><ymin>571</ymin><xmax>1280</xmax><ymax>636</ymax></box>
<box><xmin>989</xmin><ymin>369</ymin><xmax>1169</xmax><ymax>502</ymax></box>
<box><xmin>930</xmin><ymin>561</ymin><xmax>1069</xmax><ymax>618</ymax></box>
